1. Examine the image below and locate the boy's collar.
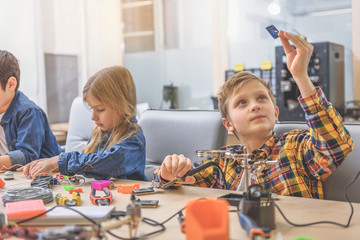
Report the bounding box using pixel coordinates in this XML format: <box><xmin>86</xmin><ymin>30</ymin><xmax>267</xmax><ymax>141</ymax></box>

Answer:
<box><xmin>252</xmin><ymin>131</ymin><xmax>277</xmax><ymax>158</ymax></box>
<box><xmin>1</xmin><ymin>91</ymin><xmax>20</xmax><ymax>123</ymax></box>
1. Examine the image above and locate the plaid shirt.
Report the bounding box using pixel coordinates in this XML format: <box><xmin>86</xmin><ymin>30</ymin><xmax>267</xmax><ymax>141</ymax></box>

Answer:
<box><xmin>154</xmin><ymin>88</ymin><xmax>354</xmax><ymax>198</ymax></box>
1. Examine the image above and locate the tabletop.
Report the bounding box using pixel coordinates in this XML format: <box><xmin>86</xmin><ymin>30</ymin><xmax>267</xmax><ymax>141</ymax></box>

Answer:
<box><xmin>0</xmin><ymin>172</ymin><xmax>359</xmax><ymax>240</ymax></box>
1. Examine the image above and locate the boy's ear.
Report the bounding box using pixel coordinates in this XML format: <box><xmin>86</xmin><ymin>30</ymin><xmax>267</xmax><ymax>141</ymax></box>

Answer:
<box><xmin>222</xmin><ymin>117</ymin><xmax>235</xmax><ymax>132</ymax></box>
<box><xmin>275</xmin><ymin>106</ymin><xmax>279</xmax><ymax>122</ymax></box>
<box><xmin>7</xmin><ymin>77</ymin><xmax>17</xmax><ymax>91</ymax></box>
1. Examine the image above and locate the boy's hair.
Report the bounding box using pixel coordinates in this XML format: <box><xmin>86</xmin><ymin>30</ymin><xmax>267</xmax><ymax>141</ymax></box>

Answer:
<box><xmin>0</xmin><ymin>50</ymin><xmax>20</xmax><ymax>91</ymax></box>
<box><xmin>82</xmin><ymin>66</ymin><xmax>138</xmax><ymax>154</ymax></box>
<box><xmin>217</xmin><ymin>71</ymin><xmax>276</xmax><ymax>119</ymax></box>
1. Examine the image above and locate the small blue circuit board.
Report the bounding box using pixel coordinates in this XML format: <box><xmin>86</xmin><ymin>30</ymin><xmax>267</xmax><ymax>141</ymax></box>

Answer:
<box><xmin>266</xmin><ymin>25</ymin><xmax>279</xmax><ymax>39</ymax></box>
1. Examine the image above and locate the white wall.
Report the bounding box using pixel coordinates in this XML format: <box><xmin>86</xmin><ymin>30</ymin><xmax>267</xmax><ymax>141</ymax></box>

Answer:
<box><xmin>0</xmin><ymin>0</ymin><xmax>43</xmax><ymax>107</ymax></box>
<box><xmin>1</xmin><ymin>0</ymin><xmax>124</xmax><ymax>117</ymax></box>
<box><xmin>41</xmin><ymin>0</ymin><xmax>123</xmax><ymax>94</ymax></box>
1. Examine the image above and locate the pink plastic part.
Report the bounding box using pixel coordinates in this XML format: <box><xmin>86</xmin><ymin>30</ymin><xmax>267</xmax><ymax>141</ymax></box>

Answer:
<box><xmin>91</xmin><ymin>180</ymin><xmax>113</xmax><ymax>190</ymax></box>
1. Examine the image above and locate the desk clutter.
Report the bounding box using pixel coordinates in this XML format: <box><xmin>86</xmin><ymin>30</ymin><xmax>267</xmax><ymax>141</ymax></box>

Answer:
<box><xmin>0</xmin><ymin>147</ymin><xmax>358</xmax><ymax>240</ymax></box>
<box><xmin>0</xmin><ymin>173</ymin><xmax>164</xmax><ymax>239</ymax></box>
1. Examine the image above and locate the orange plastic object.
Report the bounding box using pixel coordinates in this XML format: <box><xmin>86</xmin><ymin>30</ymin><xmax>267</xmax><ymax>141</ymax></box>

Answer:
<box><xmin>117</xmin><ymin>184</ymin><xmax>140</xmax><ymax>193</ymax></box>
<box><xmin>185</xmin><ymin>198</ymin><xmax>229</xmax><ymax>240</ymax></box>
<box><xmin>6</xmin><ymin>199</ymin><xmax>46</xmax><ymax>219</ymax></box>
<box><xmin>0</xmin><ymin>178</ymin><xmax>5</xmax><ymax>188</ymax></box>
<box><xmin>69</xmin><ymin>188</ymin><xmax>83</xmax><ymax>194</ymax></box>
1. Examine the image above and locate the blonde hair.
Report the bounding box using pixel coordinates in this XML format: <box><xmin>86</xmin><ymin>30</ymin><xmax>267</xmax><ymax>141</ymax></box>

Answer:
<box><xmin>217</xmin><ymin>71</ymin><xmax>276</xmax><ymax>119</ymax></box>
<box><xmin>83</xmin><ymin>66</ymin><xmax>138</xmax><ymax>154</ymax></box>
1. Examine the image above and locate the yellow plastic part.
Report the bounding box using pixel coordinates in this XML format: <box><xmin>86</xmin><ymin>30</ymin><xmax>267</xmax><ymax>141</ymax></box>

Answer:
<box><xmin>234</xmin><ymin>63</ymin><xmax>245</xmax><ymax>72</ymax></box>
<box><xmin>260</xmin><ymin>60</ymin><xmax>272</xmax><ymax>70</ymax></box>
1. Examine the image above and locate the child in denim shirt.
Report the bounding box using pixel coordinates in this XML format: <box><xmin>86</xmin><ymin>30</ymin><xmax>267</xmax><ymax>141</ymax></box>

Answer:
<box><xmin>22</xmin><ymin>66</ymin><xmax>147</xmax><ymax>181</ymax></box>
<box><xmin>0</xmin><ymin>50</ymin><xmax>62</xmax><ymax>169</ymax></box>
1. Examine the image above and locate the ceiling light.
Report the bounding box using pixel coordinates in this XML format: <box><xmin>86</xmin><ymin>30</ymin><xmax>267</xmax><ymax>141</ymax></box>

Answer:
<box><xmin>268</xmin><ymin>2</ymin><xmax>281</xmax><ymax>15</ymax></box>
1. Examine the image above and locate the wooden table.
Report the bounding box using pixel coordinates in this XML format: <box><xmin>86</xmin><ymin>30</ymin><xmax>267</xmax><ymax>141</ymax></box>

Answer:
<box><xmin>1</xmin><ymin>172</ymin><xmax>359</xmax><ymax>240</ymax></box>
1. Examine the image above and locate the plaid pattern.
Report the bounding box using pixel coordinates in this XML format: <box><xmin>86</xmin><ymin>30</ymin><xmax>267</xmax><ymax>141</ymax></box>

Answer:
<box><xmin>154</xmin><ymin>88</ymin><xmax>353</xmax><ymax>198</ymax></box>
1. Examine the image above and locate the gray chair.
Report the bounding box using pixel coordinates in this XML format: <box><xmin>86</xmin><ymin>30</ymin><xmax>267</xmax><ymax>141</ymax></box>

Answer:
<box><xmin>138</xmin><ymin>109</ymin><xmax>228</xmax><ymax>180</ymax></box>
<box><xmin>65</xmin><ymin>97</ymin><xmax>93</xmax><ymax>152</ymax></box>
<box><xmin>274</xmin><ymin>122</ymin><xmax>360</xmax><ymax>203</ymax></box>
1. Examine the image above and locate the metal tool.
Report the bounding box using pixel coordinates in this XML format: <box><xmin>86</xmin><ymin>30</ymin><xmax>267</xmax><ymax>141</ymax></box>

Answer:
<box><xmin>160</xmin><ymin>161</ymin><xmax>221</xmax><ymax>189</ymax></box>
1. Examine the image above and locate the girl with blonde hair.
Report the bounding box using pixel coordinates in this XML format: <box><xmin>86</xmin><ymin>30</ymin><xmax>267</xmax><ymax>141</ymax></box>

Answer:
<box><xmin>22</xmin><ymin>66</ymin><xmax>147</xmax><ymax>180</ymax></box>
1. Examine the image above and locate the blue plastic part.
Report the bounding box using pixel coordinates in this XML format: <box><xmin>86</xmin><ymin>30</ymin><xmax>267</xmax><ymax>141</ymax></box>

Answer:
<box><xmin>266</xmin><ymin>25</ymin><xmax>279</xmax><ymax>39</ymax></box>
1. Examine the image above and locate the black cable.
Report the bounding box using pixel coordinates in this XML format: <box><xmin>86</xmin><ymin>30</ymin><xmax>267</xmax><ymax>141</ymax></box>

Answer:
<box><xmin>160</xmin><ymin>207</ymin><xmax>185</xmax><ymax>225</ymax></box>
<box><xmin>276</xmin><ymin>168</ymin><xmax>360</xmax><ymax>228</ymax></box>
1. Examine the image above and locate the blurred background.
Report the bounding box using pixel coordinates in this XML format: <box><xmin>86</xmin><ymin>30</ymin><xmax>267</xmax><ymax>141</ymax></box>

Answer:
<box><xmin>1</xmin><ymin>0</ymin><xmax>358</xmax><ymax>125</ymax></box>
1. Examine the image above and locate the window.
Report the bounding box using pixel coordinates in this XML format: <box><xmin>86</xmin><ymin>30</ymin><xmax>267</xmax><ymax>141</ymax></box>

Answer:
<box><xmin>122</xmin><ymin>0</ymin><xmax>155</xmax><ymax>53</ymax></box>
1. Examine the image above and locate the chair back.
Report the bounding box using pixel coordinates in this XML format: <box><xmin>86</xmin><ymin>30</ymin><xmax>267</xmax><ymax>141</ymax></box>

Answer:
<box><xmin>65</xmin><ymin>97</ymin><xmax>93</xmax><ymax>152</ymax></box>
<box><xmin>138</xmin><ymin>109</ymin><xmax>227</xmax><ymax>180</ymax></box>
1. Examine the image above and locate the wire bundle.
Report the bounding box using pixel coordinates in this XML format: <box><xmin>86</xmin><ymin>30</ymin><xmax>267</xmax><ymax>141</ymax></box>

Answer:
<box><xmin>2</xmin><ymin>187</ymin><xmax>54</xmax><ymax>205</ymax></box>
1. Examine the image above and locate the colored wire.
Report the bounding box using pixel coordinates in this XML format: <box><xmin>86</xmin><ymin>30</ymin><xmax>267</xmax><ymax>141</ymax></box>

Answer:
<box><xmin>2</xmin><ymin>187</ymin><xmax>54</xmax><ymax>205</ymax></box>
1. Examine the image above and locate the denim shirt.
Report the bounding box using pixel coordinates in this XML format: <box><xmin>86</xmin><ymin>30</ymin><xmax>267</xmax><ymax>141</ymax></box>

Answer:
<box><xmin>1</xmin><ymin>91</ymin><xmax>62</xmax><ymax>165</ymax></box>
<box><xmin>58</xmin><ymin>125</ymin><xmax>147</xmax><ymax>181</ymax></box>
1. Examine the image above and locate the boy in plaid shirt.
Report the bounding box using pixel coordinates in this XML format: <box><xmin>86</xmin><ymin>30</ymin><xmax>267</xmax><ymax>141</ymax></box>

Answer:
<box><xmin>154</xmin><ymin>30</ymin><xmax>353</xmax><ymax>198</ymax></box>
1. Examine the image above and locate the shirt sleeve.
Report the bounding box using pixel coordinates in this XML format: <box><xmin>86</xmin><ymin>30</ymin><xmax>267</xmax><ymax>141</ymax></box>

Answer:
<box><xmin>7</xmin><ymin>108</ymin><xmax>47</xmax><ymax>165</ymax></box>
<box><xmin>58</xmin><ymin>133</ymin><xmax>146</xmax><ymax>180</ymax></box>
<box><xmin>297</xmin><ymin>87</ymin><xmax>354</xmax><ymax>181</ymax></box>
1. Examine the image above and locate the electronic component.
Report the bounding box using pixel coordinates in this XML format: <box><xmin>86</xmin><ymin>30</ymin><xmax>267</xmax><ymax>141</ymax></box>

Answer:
<box><xmin>67</xmin><ymin>176</ymin><xmax>86</xmax><ymax>186</ymax></box>
<box><xmin>275</xmin><ymin>42</ymin><xmax>345</xmax><ymax>121</ymax></box>
<box><xmin>218</xmin><ymin>193</ymin><xmax>243</xmax><ymax>206</ymax></box>
<box><xmin>126</xmin><ymin>194</ymin><xmax>142</xmax><ymax>238</ymax></box>
<box><xmin>265</xmin><ymin>25</ymin><xmax>279</xmax><ymax>39</ymax></box>
<box><xmin>132</xmin><ymin>187</ymin><xmax>156</xmax><ymax>195</ymax></box>
<box><xmin>140</xmin><ymin>200</ymin><xmax>159</xmax><ymax>208</ymax></box>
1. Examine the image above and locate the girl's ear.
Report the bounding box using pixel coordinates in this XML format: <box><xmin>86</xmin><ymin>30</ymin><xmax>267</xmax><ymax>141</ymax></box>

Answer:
<box><xmin>222</xmin><ymin>117</ymin><xmax>235</xmax><ymax>132</ymax></box>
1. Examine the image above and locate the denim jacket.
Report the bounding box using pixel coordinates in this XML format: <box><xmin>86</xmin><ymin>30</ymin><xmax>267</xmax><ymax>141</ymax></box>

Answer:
<box><xmin>58</xmin><ymin>125</ymin><xmax>147</xmax><ymax>181</ymax></box>
<box><xmin>1</xmin><ymin>91</ymin><xmax>62</xmax><ymax>165</ymax></box>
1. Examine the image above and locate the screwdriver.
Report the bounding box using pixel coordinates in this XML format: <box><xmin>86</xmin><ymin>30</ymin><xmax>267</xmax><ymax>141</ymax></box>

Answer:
<box><xmin>160</xmin><ymin>161</ymin><xmax>220</xmax><ymax>189</ymax></box>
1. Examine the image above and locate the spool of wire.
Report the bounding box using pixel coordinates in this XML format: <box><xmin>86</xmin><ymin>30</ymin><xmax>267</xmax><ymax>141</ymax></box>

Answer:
<box><xmin>2</xmin><ymin>187</ymin><xmax>54</xmax><ymax>205</ymax></box>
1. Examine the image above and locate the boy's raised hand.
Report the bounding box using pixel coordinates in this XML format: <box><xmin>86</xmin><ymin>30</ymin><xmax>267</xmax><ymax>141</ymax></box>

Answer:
<box><xmin>160</xmin><ymin>154</ymin><xmax>195</xmax><ymax>185</ymax></box>
<box><xmin>278</xmin><ymin>30</ymin><xmax>316</xmax><ymax>97</ymax></box>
